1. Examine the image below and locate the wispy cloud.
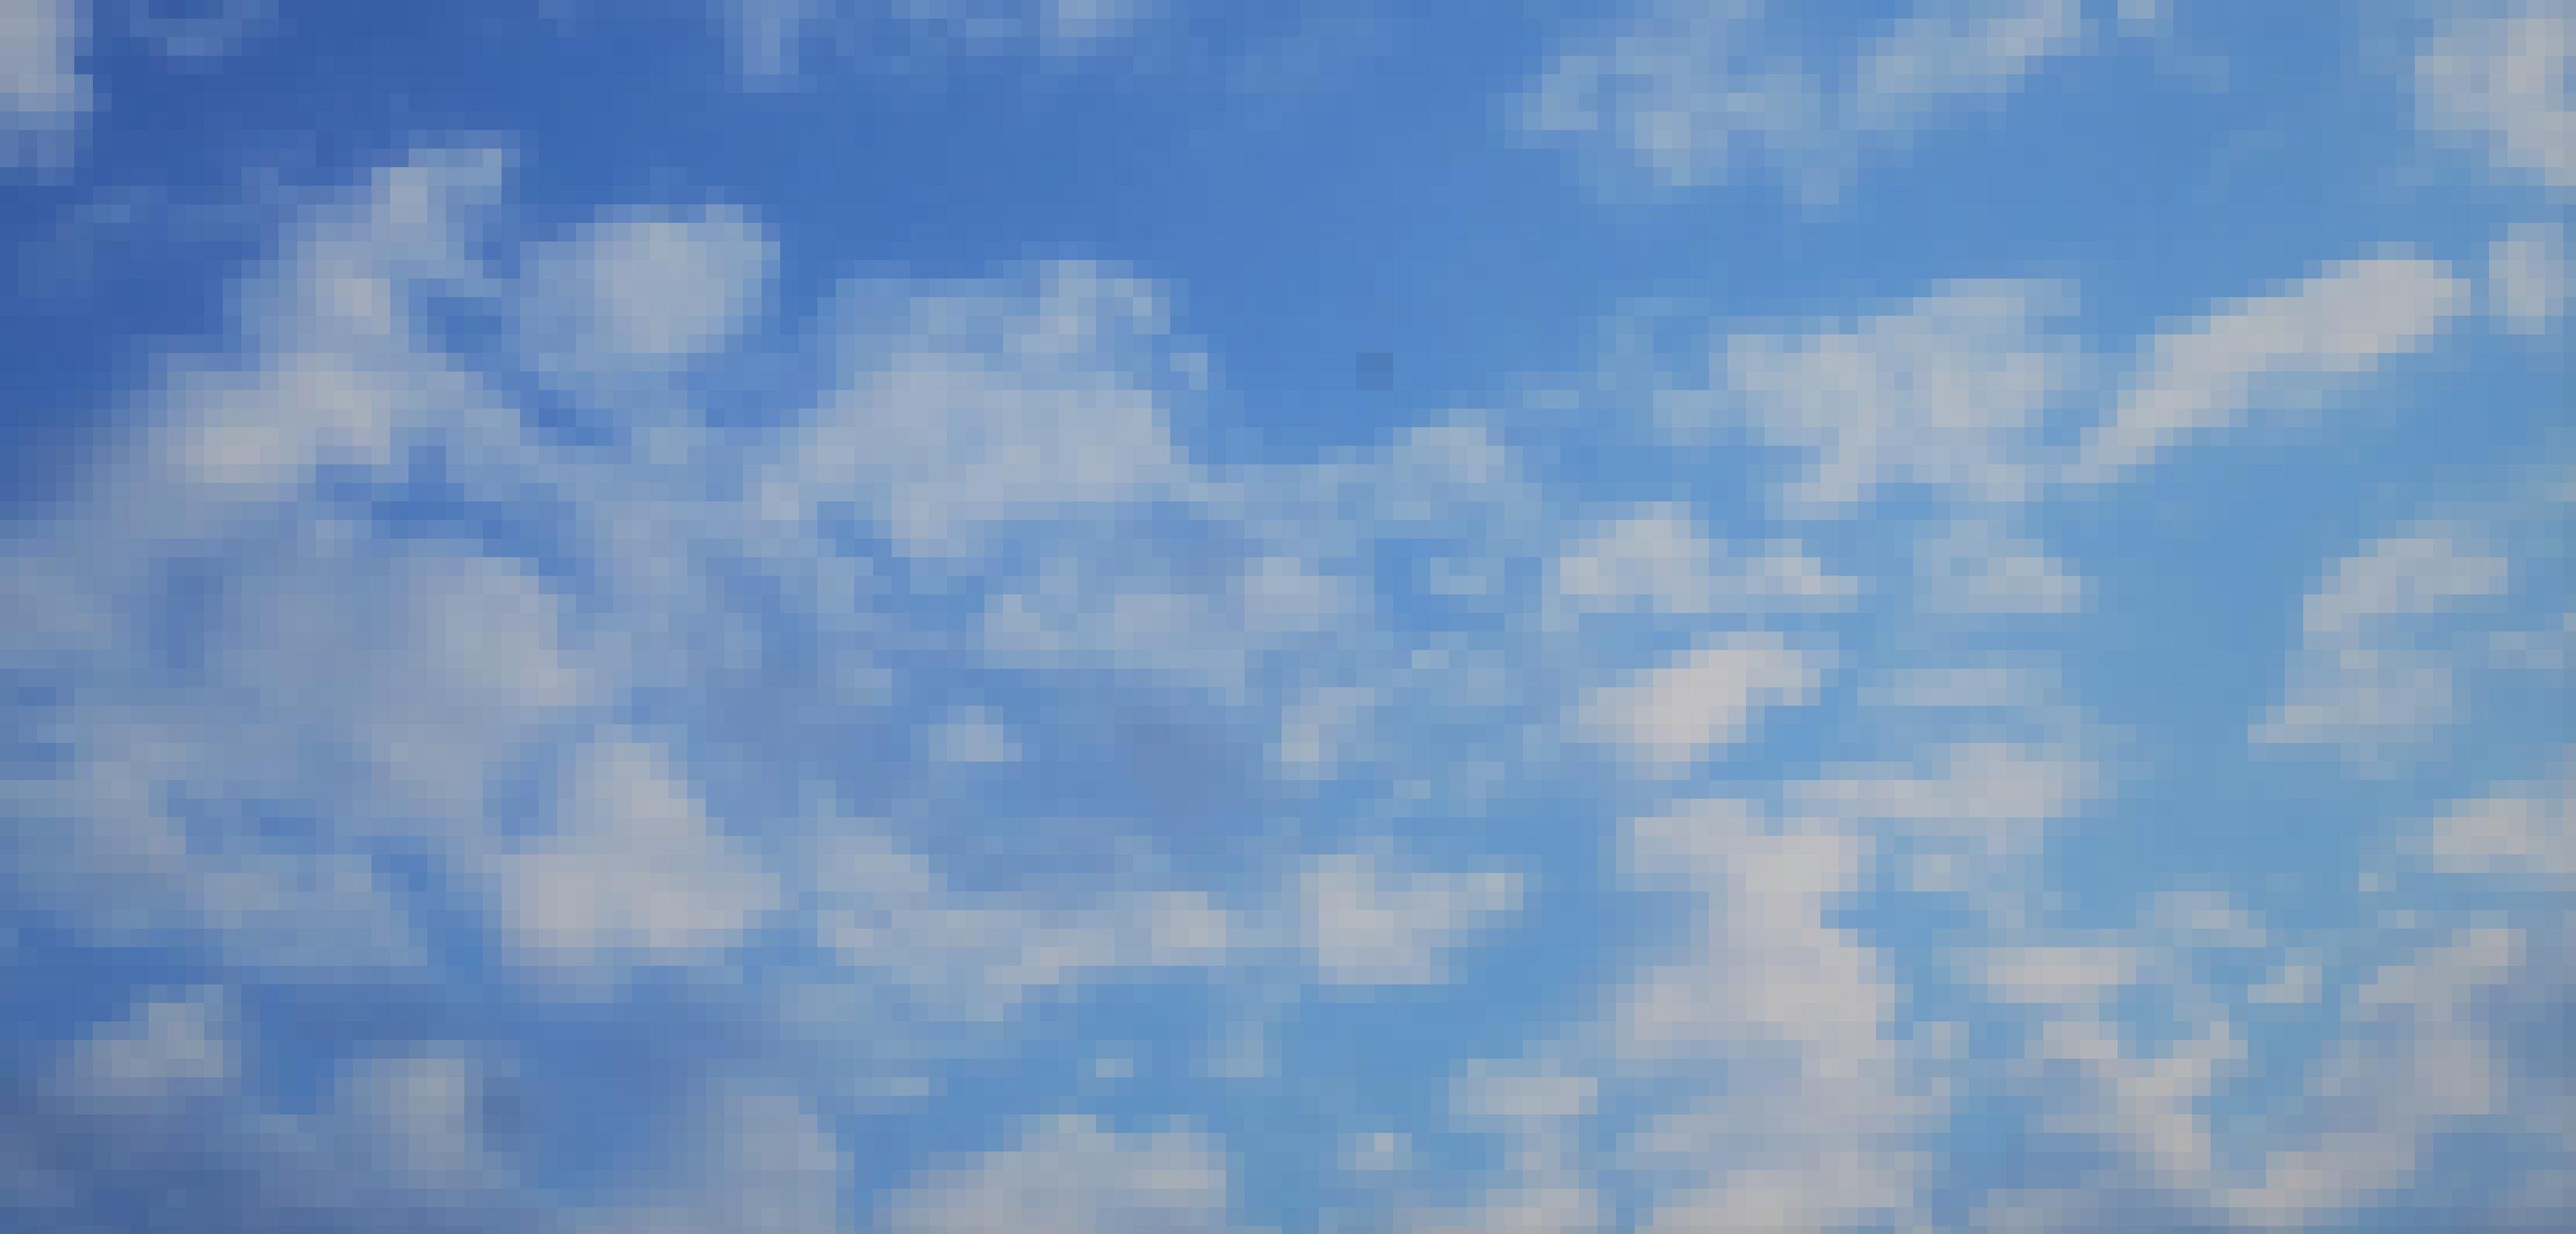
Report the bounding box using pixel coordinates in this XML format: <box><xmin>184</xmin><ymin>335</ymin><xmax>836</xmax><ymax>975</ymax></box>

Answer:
<box><xmin>1</xmin><ymin>0</ymin><xmax>89</xmax><ymax>172</ymax></box>
<box><xmin>1516</xmin><ymin>0</ymin><xmax>2103</xmax><ymax>207</ymax></box>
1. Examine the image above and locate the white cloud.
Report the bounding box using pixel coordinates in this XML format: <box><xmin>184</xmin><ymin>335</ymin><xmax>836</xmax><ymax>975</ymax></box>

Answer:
<box><xmin>1545</xmin><ymin>502</ymin><xmax>1858</xmax><ymax>626</ymax></box>
<box><xmin>568</xmin><ymin>1081</ymin><xmax>846</xmax><ymax>1234</ymax></box>
<box><xmin>516</xmin><ymin>204</ymin><xmax>776</xmax><ymax>394</ymax></box>
<box><xmin>1</xmin><ymin>0</ymin><xmax>88</xmax><ymax>172</ymax></box>
<box><xmin>2254</xmin><ymin>662</ymin><xmax>2462</xmax><ymax>763</ymax></box>
<box><xmin>2485</xmin><ymin>220</ymin><xmax>2570</xmax><ymax>334</ymax></box>
<box><xmin>1856</xmin><ymin>657</ymin><xmax>2068</xmax><ymax>715</ymax></box>
<box><xmin>5</xmin><ymin>144</ymin><xmax>1332</xmax><ymax>1058</ymax></box>
<box><xmin>56</xmin><ymin>987</ymin><xmax>239</xmax><ymax>1105</ymax></box>
<box><xmin>0</xmin><ymin>538</ymin><xmax>601</xmax><ymax>978</ymax></box>
<box><xmin>1973</xmin><ymin>942</ymin><xmax>2143</xmax><ymax>1007</ymax></box>
<box><xmin>879</xmin><ymin>1112</ymin><xmax>1242</xmax><ymax>1234</ymax></box>
<box><xmin>713</xmin><ymin>0</ymin><xmax>1162</xmax><ymax>82</ymax></box>
<box><xmin>929</xmin><ymin>704</ymin><xmax>1022</xmax><ymax>766</ymax></box>
<box><xmin>2253</xmin><ymin>520</ymin><xmax>2514</xmax><ymax>767</ymax></box>
<box><xmin>1785</xmin><ymin>741</ymin><xmax>2098</xmax><ymax>862</ymax></box>
<box><xmin>1410</xmin><ymin>1059</ymin><xmax>1606</xmax><ymax>1233</ymax></box>
<box><xmin>1295</xmin><ymin>851</ymin><xmax>1522</xmax><ymax>987</ymax></box>
<box><xmin>1270</xmin><ymin>683</ymin><xmax>1378</xmax><ymax>782</ymax></box>
<box><xmin>2070</xmin><ymin>251</ymin><xmax>2469</xmax><ymax>484</ymax></box>
<box><xmin>979</xmin><ymin>539</ymin><xmax>1366</xmax><ymax>703</ymax></box>
<box><xmin>768</xmin><ymin>262</ymin><xmax>1195</xmax><ymax>559</ymax></box>
<box><xmin>1342</xmin><ymin>1128</ymin><xmax>1412</xmax><ymax>1176</ymax></box>
<box><xmin>23</xmin><ymin>123</ymin><xmax>2557</xmax><ymax>1234</ymax></box>
<box><xmin>1609</xmin><ymin>817</ymin><xmax>1887</xmax><ymax>1051</ymax></box>
<box><xmin>126</xmin><ymin>0</ymin><xmax>274</xmax><ymax>62</ymax></box>
<box><xmin>482</xmin><ymin>732</ymin><xmax>784</xmax><ymax>984</ymax></box>
<box><xmin>215</xmin><ymin>538</ymin><xmax>596</xmax><ymax>827</ymax></box>
<box><xmin>26</xmin><ymin>988</ymin><xmax>562</xmax><ymax>1228</ymax></box>
<box><xmin>2401</xmin><ymin>756</ymin><xmax>2572</xmax><ymax>883</ymax></box>
<box><xmin>1575</xmin><ymin>631</ymin><xmax>1831</xmax><ymax>773</ymax></box>
<box><xmin>1612</xmin><ymin>805</ymin><xmax>1934</xmax><ymax>1233</ymax></box>
<box><xmin>1957</xmin><ymin>843</ymin><xmax>2572</xmax><ymax>1233</ymax></box>
<box><xmin>1415</xmin><ymin>785</ymin><xmax>1965</xmax><ymax>1234</ymax></box>
<box><xmin>805</xmin><ymin>825</ymin><xmax>1241</xmax><ymax>1023</ymax></box>
<box><xmin>1712</xmin><ymin>279</ymin><xmax>2084</xmax><ymax>516</ymax></box>
<box><xmin>2414</xmin><ymin>1</ymin><xmax>2574</xmax><ymax>195</ymax></box>
<box><xmin>1629</xmin><ymin>248</ymin><xmax>2478</xmax><ymax>509</ymax></box>
<box><xmin>1912</xmin><ymin>516</ymin><xmax>2086</xmax><ymax>617</ymax></box>
<box><xmin>2299</xmin><ymin>522</ymin><xmax>2516</xmax><ymax>642</ymax></box>
<box><xmin>1516</xmin><ymin>0</ymin><xmax>2095</xmax><ymax>207</ymax></box>
<box><xmin>718</xmin><ymin>0</ymin><xmax>821</xmax><ymax>80</ymax></box>
<box><xmin>1949</xmin><ymin>914</ymin><xmax>2248</xmax><ymax>1211</ymax></box>
<box><xmin>326</xmin><ymin>1050</ymin><xmax>516</xmax><ymax>1195</ymax></box>
<box><xmin>2210</xmin><ymin>923</ymin><xmax>2528</xmax><ymax>1227</ymax></box>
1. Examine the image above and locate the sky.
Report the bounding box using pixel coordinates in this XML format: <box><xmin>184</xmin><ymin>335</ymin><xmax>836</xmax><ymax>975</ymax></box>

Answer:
<box><xmin>0</xmin><ymin>1</ymin><xmax>2569</xmax><ymax>1232</ymax></box>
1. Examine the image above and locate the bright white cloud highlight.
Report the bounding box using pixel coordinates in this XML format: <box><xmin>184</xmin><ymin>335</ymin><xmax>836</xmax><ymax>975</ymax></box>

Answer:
<box><xmin>516</xmin><ymin>204</ymin><xmax>776</xmax><ymax>390</ymax></box>
<box><xmin>2071</xmin><ymin>251</ymin><xmax>2469</xmax><ymax>484</ymax></box>
<box><xmin>2403</xmin><ymin>756</ymin><xmax>2572</xmax><ymax>884</ymax></box>
<box><xmin>1575</xmin><ymin>631</ymin><xmax>1832</xmax><ymax>773</ymax></box>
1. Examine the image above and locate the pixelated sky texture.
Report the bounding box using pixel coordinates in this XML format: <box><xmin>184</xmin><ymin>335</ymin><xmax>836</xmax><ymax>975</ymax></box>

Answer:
<box><xmin>1</xmin><ymin>1</ymin><xmax>2570</xmax><ymax>1233</ymax></box>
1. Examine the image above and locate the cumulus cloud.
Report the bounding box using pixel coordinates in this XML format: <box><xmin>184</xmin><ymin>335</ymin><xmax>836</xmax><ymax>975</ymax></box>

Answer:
<box><xmin>2486</xmin><ymin>220</ymin><xmax>2571</xmax><ymax>335</ymax></box>
<box><xmin>515</xmin><ymin>204</ymin><xmax>776</xmax><ymax>397</ymax></box>
<box><xmin>6</xmin><ymin>142</ymin><xmax>1318</xmax><ymax>1227</ymax></box>
<box><xmin>2414</xmin><ymin>0</ymin><xmax>2574</xmax><ymax>195</ymax></box>
<box><xmin>4</xmin><ymin>43</ymin><xmax>2553</xmax><ymax>1223</ymax></box>
<box><xmin>1</xmin><ymin>146</ymin><xmax>1240</xmax><ymax>1026</ymax></box>
<box><xmin>1712</xmin><ymin>278</ymin><xmax>2086</xmax><ymax>516</ymax></box>
<box><xmin>763</xmin><ymin>262</ymin><xmax>1197</xmax><ymax>559</ymax></box>
<box><xmin>479</xmin><ymin>731</ymin><xmax>785</xmax><ymax>987</ymax></box>
<box><xmin>1419</xmin><ymin>795</ymin><xmax>1941</xmax><ymax>1234</ymax></box>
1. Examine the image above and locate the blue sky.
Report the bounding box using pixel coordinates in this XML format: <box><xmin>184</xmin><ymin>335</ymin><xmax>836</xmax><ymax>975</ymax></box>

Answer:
<box><xmin>1</xmin><ymin>1</ymin><xmax>2569</xmax><ymax>1231</ymax></box>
